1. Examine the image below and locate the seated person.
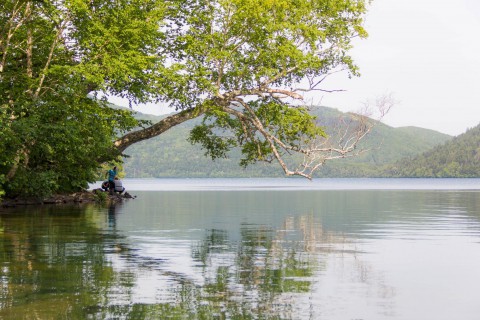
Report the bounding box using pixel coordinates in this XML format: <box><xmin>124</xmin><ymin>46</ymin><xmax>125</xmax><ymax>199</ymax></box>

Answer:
<box><xmin>113</xmin><ymin>177</ymin><xmax>125</xmax><ymax>194</ymax></box>
<box><xmin>101</xmin><ymin>180</ymin><xmax>110</xmax><ymax>191</ymax></box>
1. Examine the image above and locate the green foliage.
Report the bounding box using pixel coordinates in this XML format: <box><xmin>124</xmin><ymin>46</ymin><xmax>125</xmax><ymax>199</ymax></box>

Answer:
<box><xmin>93</xmin><ymin>190</ymin><xmax>108</xmax><ymax>204</ymax></box>
<box><xmin>7</xmin><ymin>170</ymin><xmax>58</xmax><ymax>199</ymax></box>
<box><xmin>189</xmin><ymin>99</ymin><xmax>326</xmax><ymax>168</ymax></box>
<box><xmin>0</xmin><ymin>0</ymin><xmax>164</xmax><ymax>197</ymax></box>
<box><xmin>1</xmin><ymin>0</ymin><xmax>373</xmax><ymax>196</ymax></box>
<box><xmin>0</xmin><ymin>177</ymin><xmax>5</xmax><ymax>200</ymax></box>
<box><xmin>189</xmin><ymin>124</ymin><xmax>236</xmax><ymax>160</ymax></box>
<box><xmin>1</xmin><ymin>94</ymin><xmax>139</xmax><ymax>197</ymax></box>
<box><xmin>155</xmin><ymin>0</ymin><xmax>369</xmax><ymax>168</ymax></box>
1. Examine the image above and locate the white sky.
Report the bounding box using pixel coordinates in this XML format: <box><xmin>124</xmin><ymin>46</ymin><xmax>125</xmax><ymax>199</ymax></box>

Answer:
<box><xmin>117</xmin><ymin>0</ymin><xmax>480</xmax><ymax>136</ymax></box>
<box><xmin>318</xmin><ymin>0</ymin><xmax>480</xmax><ymax>136</ymax></box>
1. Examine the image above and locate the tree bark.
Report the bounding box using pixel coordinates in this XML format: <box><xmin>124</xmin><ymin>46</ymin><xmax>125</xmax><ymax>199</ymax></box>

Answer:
<box><xmin>26</xmin><ymin>2</ymin><xmax>33</xmax><ymax>79</ymax></box>
<box><xmin>114</xmin><ymin>107</ymin><xmax>204</xmax><ymax>153</ymax></box>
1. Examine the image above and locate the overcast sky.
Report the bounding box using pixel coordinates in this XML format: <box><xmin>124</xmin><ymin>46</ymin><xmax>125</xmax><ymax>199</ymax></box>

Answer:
<box><xmin>319</xmin><ymin>0</ymin><xmax>480</xmax><ymax>136</ymax></box>
<box><xmin>122</xmin><ymin>0</ymin><xmax>480</xmax><ymax>136</ymax></box>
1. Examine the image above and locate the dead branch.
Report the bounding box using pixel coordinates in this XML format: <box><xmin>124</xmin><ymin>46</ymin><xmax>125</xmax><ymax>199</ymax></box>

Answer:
<box><xmin>290</xmin><ymin>93</ymin><xmax>394</xmax><ymax>178</ymax></box>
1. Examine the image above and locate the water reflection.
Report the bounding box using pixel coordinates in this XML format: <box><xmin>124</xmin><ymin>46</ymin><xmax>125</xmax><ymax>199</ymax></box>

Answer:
<box><xmin>0</xmin><ymin>205</ymin><xmax>135</xmax><ymax>319</ymax></box>
<box><xmin>108</xmin><ymin>203</ymin><xmax>118</xmax><ymax>228</ymax></box>
<box><xmin>0</xmin><ymin>209</ymin><xmax>331</xmax><ymax>318</ymax></box>
<box><xmin>193</xmin><ymin>221</ymin><xmax>318</xmax><ymax>318</ymax></box>
<box><xmin>1</xmin><ymin>188</ymin><xmax>480</xmax><ymax>319</ymax></box>
<box><xmin>116</xmin><ymin>216</ymin><xmax>330</xmax><ymax>319</ymax></box>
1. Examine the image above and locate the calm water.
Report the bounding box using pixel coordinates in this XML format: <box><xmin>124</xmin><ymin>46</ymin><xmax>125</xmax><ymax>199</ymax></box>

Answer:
<box><xmin>1</xmin><ymin>178</ymin><xmax>480</xmax><ymax>319</ymax></box>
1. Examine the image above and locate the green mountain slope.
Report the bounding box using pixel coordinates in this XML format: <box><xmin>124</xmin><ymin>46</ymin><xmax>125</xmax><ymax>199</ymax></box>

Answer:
<box><xmin>384</xmin><ymin>123</ymin><xmax>480</xmax><ymax>177</ymax></box>
<box><xmin>122</xmin><ymin>106</ymin><xmax>452</xmax><ymax>178</ymax></box>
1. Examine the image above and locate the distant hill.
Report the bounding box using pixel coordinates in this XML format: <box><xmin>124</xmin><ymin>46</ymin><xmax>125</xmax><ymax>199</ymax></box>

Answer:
<box><xmin>384</xmin><ymin>123</ymin><xmax>480</xmax><ymax>177</ymax></box>
<box><xmin>121</xmin><ymin>106</ymin><xmax>452</xmax><ymax>178</ymax></box>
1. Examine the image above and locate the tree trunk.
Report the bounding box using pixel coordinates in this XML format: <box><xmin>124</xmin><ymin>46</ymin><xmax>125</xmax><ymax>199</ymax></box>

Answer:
<box><xmin>114</xmin><ymin>107</ymin><xmax>204</xmax><ymax>153</ymax></box>
<box><xmin>26</xmin><ymin>2</ymin><xmax>33</xmax><ymax>79</ymax></box>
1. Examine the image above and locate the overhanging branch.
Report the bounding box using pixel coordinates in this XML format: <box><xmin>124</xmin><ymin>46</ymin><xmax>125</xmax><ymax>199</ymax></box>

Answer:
<box><xmin>114</xmin><ymin>107</ymin><xmax>204</xmax><ymax>153</ymax></box>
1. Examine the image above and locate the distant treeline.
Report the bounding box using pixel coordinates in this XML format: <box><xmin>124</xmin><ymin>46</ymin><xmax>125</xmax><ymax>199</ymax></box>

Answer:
<box><xmin>120</xmin><ymin>106</ymin><xmax>480</xmax><ymax>179</ymax></box>
<box><xmin>385</xmin><ymin>124</ymin><xmax>480</xmax><ymax>177</ymax></box>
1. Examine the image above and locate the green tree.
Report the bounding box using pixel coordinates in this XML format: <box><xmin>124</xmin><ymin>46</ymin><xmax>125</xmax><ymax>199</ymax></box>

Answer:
<box><xmin>115</xmin><ymin>0</ymin><xmax>377</xmax><ymax>179</ymax></box>
<box><xmin>1</xmin><ymin>0</ymin><xmax>373</xmax><ymax>197</ymax></box>
<box><xmin>0</xmin><ymin>0</ymin><xmax>162</xmax><ymax>197</ymax></box>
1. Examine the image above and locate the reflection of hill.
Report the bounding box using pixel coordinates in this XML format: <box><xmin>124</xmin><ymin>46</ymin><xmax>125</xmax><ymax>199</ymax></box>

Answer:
<box><xmin>114</xmin><ymin>189</ymin><xmax>480</xmax><ymax>237</ymax></box>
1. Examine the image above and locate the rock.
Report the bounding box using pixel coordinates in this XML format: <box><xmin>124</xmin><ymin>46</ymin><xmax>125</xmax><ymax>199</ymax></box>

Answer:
<box><xmin>124</xmin><ymin>192</ymin><xmax>134</xmax><ymax>199</ymax></box>
<box><xmin>1</xmin><ymin>190</ymin><xmax>136</xmax><ymax>208</ymax></box>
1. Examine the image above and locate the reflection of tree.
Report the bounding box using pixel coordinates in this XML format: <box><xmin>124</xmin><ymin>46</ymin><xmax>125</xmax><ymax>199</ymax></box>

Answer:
<box><xmin>0</xmin><ymin>207</ymin><xmax>399</xmax><ymax>319</ymax></box>
<box><xmin>184</xmin><ymin>219</ymin><xmax>322</xmax><ymax>318</ymax></box>
<box><xmin>0</xmin><ymin>205</ymin><xmax>135</xmax><ymax>319</ymax></box>
<box><xmin>192</xmin><ymin>228</ymin><xmax>229</xmax><ymax>265</ymax></box>
<box><xmin>177</xmin><ymin>214</ymin><xmax>395</xmax><ymax>319</ymax></box>
<box><xmin>99</xmin><ymin>219</ymin><xmax>325</xmax><ymax>319</ymax></box>
<box><xmin>108</xmin><ymin>203</ymin><xmax>118</xmax><ymax>228</ymax></box>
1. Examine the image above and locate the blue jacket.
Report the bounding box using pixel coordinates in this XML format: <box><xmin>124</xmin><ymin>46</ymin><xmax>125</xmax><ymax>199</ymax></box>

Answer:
<box><xmin>107</xmin><ymin>169</ymin><xmax>117</xmax><ymax>182</ymax></box>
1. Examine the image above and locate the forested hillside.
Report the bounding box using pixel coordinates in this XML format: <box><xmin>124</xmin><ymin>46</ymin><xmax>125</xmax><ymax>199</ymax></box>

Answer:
<box><xmin>385</xmin><ymin>123</ymin><xmax>480</xmax><ymax>177</ymax></box>
<box><xmin>122</xmin><ymin>106</ymin><xmax>452</xmax><ymax>178</ymax></box>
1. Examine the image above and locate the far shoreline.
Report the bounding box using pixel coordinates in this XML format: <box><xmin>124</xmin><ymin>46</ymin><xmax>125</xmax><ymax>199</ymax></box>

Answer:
<box><xmin>90</xmin><ymin>177</ymin><xmax>480</xmax><ymax>191</ymax></box>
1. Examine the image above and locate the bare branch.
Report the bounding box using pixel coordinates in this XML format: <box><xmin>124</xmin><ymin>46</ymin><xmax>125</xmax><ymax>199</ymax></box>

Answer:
<box><xmin>288</xmin><ymin>94</ymin><xmax>395</xmax><ymax>178</ymax></box>
<box><xmin>259</xmin><ymin>66</ymin><xmax>298</xmax><ymax>88</ymax></box>
<box><xmin>293</xmin><ymin>68</ymin><xmax>349</xmax><ymax>93</ymax></box>
<box><xmin>251</xmin><ymin>88</ymin><xmax>303</xmax><ymax>100</ymax></box>
<box><xmin>273</xmin><ymin>95</ymin><xmax>394</xmax><ymax>178</ymax></box>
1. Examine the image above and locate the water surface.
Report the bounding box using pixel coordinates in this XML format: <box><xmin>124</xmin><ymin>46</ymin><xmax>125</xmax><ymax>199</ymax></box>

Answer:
<box><xmin>1</xmin><ymin>178</ymin><xmax>480</xmax><ymax>319</ymax></box>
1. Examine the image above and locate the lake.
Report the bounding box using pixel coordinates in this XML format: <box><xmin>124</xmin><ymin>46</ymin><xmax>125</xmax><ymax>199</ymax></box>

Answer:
<box><xmin>1</xmin><ymin>178</ymin><xmax>480</xmax><ymax>319</ymax></box>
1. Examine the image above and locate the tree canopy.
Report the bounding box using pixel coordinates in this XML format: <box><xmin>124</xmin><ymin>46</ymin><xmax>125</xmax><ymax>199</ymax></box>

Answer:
<box><xmin>1</xmin><ymin>0</ymin><xmax>371</xmax><ymax>198</ymax></box>
<box><xmin>1</xmin><ymin>0</ymin><xmax>164</xmax><ymax>197</ymax></box>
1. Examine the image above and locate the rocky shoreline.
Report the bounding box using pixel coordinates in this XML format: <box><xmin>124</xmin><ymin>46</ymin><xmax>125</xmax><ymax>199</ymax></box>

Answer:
<box><xmin>1</xmin><ymin>189</ymin><xmax>136</xmax><ymax>208</ymax></box>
